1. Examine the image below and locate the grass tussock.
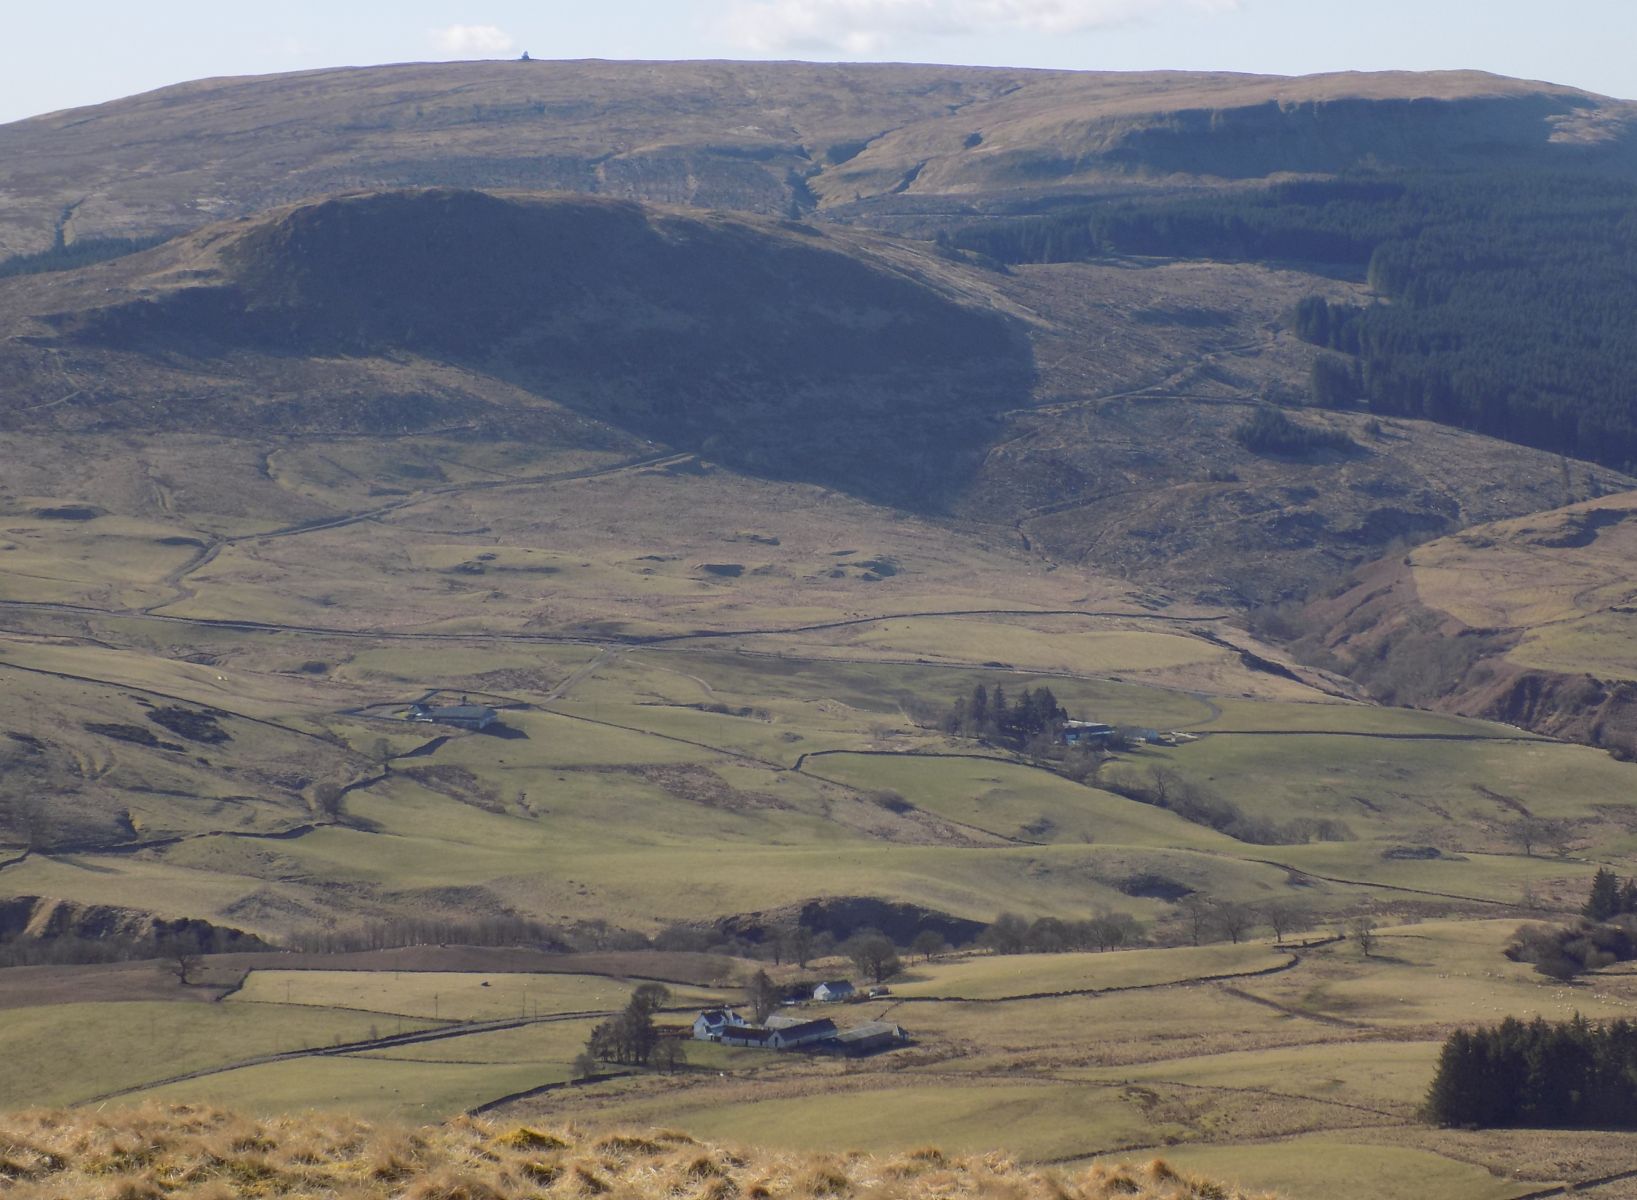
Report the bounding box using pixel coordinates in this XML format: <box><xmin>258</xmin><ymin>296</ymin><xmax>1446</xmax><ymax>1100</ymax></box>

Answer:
<box><xmin>0</xmin><ymin>1105</ymin><xmax>1276</xmax><ymax>1199</ymax></box>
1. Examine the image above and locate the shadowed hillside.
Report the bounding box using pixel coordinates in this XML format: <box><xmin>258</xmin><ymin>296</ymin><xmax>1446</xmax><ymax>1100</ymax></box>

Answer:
<box><xmin>2</xmin><ymin>189</ymin><xmax>1033</xmax><ymax>508</ymax></box>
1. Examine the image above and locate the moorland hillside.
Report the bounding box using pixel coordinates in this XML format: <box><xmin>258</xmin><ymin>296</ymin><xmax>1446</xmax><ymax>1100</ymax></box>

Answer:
<box><xmin>0</xmin><ymin>186</ymin><xmax>1622</xmax><ymax>603</ymax></box>
<box><xmin>1</xmin><ymin>62</ymin><xmax>1633</xmax><ymax>256</ymax></box>
<box><xmin>2</xmin><ymin>189</ymin><xmax>1029</xmax><ymax>508</ymax></box>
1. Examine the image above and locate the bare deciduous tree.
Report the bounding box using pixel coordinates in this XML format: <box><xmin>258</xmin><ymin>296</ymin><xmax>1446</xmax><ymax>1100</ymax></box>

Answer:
<box><xmin>1211</xmin><ymin>902</ymin><xmax>1257</xmax><ymax>945</ymax></box>
<box><xmin>1348</xmin><ymin>915</ymin><xmax>1378</xmax><ymax>957</ymax></box>
<box><xmin>746</xmin><ymin>969</ymin><xmax>781</xmax><ymax>1023</ymax></box>
<box><xmin>162</xmin><ymin>940</ymin><xmax>204</xmax><ymax>986</ymax></box>
<box><xmin>1262</xmin><ymin>900</ymin><xmax>1313</xmax><ymax>945</ymax></box>
<box><xmin>1178</xmin><ymin>893</ymin><xmax>1215</xmax><ymax>946</ymax></box>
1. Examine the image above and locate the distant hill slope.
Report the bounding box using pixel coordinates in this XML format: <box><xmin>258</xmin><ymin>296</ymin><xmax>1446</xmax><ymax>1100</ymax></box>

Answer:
<box><xmin>1296</xmin><ymin>490</ymin><xmax>1637</xmax><ymax>752</ymax></box>
<box><xmin>0</xmin><ymin>189</ymin><xmax>1031</xmax><ymax>509</ymax></box>
<box><xmin>0</xmin><ymin>186</ymin><xmax>1626</xmax><ymax>602</ymax></box>
<box><xmin>1</xmin><ymin>60</ymin><xmax>1632</xmax><ymax>255</ymax></box>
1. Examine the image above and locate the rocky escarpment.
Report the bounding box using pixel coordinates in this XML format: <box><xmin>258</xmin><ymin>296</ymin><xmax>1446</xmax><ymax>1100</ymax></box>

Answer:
<box><xmin>1295</xmin><ymin>536</ymin><xmax>1637</xmax><ymax>756</ymax></box>
<box><xmin>0</xmin><ymin>895</ymin><xmax>268</xmax><ymax>957</ymax></box>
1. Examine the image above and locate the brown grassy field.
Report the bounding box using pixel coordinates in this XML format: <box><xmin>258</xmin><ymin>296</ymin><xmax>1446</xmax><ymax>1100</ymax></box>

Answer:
<box><xmin>0</xmin><ymin>1105</ymin><xmax>1274</xmax><ymax>1200</ymax></box>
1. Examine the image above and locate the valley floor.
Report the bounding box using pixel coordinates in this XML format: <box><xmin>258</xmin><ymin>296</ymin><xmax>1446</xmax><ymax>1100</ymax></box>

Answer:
<box><xmin>1</xmin><ymin>432</ymin><xmax>1634</xmax><ymax>1200</ymax></box>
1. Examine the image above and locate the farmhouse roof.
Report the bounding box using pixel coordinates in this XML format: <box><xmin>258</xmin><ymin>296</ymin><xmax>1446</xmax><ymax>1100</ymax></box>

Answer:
<box><xmin>416</xmin><ymin>704</ymin><xmax>496</xmax><ymax>721</ymax></box>
<box><xmin>836</xmin><ymin>1021</ymin><xmax>905</xmax><ymax>1042</ymax></box>
<box><xmin>721</xmin><ymin>1026</ymin><xmax>776</xmax><ymax>1043</ymax></box>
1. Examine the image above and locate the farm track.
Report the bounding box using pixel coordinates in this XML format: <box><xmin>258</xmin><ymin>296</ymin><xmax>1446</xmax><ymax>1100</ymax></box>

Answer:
<box><xmin>0</xmin><ymin>599</ymin><xmax>1224</xmax><ymax>648</ymax></box>
<box><xmin>1214</xmin><ymin>983</ymin><xmax>1369</xmax><ymax>1029</ymax></box>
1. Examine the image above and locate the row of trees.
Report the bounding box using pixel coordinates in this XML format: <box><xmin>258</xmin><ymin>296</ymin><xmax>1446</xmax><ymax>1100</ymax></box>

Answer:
<box><xmin>942</xmin><ymin>684</ymin><xmax>1069</xmax><ymax>752</ymax></box>
<box><xmin>1232</xmin><ymin>407</ymin><xmax>1356</xmax><ymax>457</ymax></box>
<box><xmin>1427</xmin><ymin>1016</ymin><xmax>1637</xmax><ymax>1129</ymax></box>
<box><xmin>983</xmin><ymin>898</ymin><xmax>1334</xmax><ymax>954</ymax></box>
<box><xmin>981</xmin><ymin>911</ymin><xmax>1145</xmax><ymax>955</ymax></box>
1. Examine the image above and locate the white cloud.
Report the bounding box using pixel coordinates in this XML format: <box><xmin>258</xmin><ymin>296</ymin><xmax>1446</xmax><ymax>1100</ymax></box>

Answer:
<box><xmin>720</xmin><ymin>0</ymin><xmax>1241</xmax><ymax>54</ymax></box>
<box><xmin>431</xmin><ymin>23</ymin><xmax>518</xmax><ymax>57</ymax></box>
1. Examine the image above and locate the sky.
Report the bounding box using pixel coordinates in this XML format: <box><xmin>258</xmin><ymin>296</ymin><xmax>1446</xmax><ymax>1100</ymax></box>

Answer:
<box><xmin>2</xmin><ymin>1</ymin><xmax>1634</xmax><ymax>125</ymax></box>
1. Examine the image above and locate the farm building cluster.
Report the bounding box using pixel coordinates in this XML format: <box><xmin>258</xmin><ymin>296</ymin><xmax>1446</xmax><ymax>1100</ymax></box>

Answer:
<box><xmin>693</xmin><ymin>980</ymin><xmax>908</xmax><ymax>1056</ymax></box>
<box><xmin>1059</xmin><ymin>721</ymin><xmax>1195</xmax><ymax>748</ymax></box>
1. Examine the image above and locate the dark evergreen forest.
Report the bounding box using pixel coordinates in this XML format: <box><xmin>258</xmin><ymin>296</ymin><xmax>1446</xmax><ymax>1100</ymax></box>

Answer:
<box><xmin>0</xmin><ymin>234</ymin><xmax>167</xmax><ymax>280</ymax></box>
<box><xmin>948</xmin><ymin>170</ymin><xmax>1637</xmax><ymax>471</ymax></box>
<box><xmin>1427</xmin><ymin>1016</ymin><xmax>1637</xmax><ymax>1128</ymax></box>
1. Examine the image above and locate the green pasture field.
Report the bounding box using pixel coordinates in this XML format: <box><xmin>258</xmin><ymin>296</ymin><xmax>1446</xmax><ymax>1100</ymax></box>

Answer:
<box><xmin>336</xmin><ymin>642</ymin><xmax>601</xmax><ymax>691</ymax></box>
<box><xmin>1204</xmin><ymin>698</ymin><xmax>1536</xmax><ymax>738</ymax></box>
<box><xmin>1155</xmin><ymin>1136</ymin><xmax>1537</xmax><ymax>1200</ymax></box>
<box><xmin>0</xmin><ymin>851</ymin><xmax>329</xmax><ymax>938</ymax></box>
<box><xmin>349</xmin><ymin>1019</ymin><xmax>601</xmax><ymax>1064</ymax></box>
<box><xmin>1140</xmin><ymin>729</ymin><xmax>1637</xmax><ymax>845</ymax></box>
<box><xmin>0</xmin><ymin>513</ymin><xmax>203</xmax><ymax>608</ymax></box>
<box><xmin>264</xmin><ymin>440</ymin><xmax>624</xmax><ymax>512</ymax></box>
<box><xmin>774</xmin><ymin>618</ymin><xmax>1233</xmax><ymax>677</ymax></box>
<box><xmin>1238</xmin><ymin>920</ymin><xmax>1637</xmax><ymax>1028</ymax></box>
<box><xmin>1070</xmin><ymin>1039</ymin><xmax>1438</xmax><ymax>1114</ymax></box>
<box><xmin>1269</xmin><ymin>843</ymin><xmax>1591</xmax><ymax>903</ymax></box>
<box><xmin>0</xmin><ymin>635</ymin><xmax>345</xmax><ymax>725</ymax></box>
<box><xmin>587</xmin><ymin>1081</ymin><xmax>1175</xmax><ymax>1161</ymax></box>
<box><xmin>652</xmin><ymin>648</ymin><xmax>1221</xmax><ymax>728</ymax></box>
<box><xmin>230</xmin><ymin>970</ymin><xmax>724</xmax><ymax>1022</ymax></box>
<box><xmin>127</xmin><ymin>1056</ymin><xmax>570</xmax><ymax>1121</ymax></box>
<box><xmin>805</xmin><ymin>753</ymin><xmax>1239</xmax><ymax>850</ymax></box>
<box><xmin>890</xmin><ymin>943</ymin><xmax>1289</xmax><ymax>1000</ymax></box>
<box><xmin>0</xmin><ymin>1001</ymin><xmax>433</xmax><ymax>1109</ymax></box>
<box><xmin>1511</xmin><ymin>612</ymin><xmax>1637</xmax><ymax>679</ymax></box>
<box><xmin>899</xmin><ymin>987</ymin><xmax>1315</xmax><ymax>1070</ymax></box>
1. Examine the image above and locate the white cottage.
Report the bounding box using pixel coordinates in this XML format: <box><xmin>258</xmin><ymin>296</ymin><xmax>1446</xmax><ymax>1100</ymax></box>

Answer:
<box><xmin>692</xmin><ymin>1008</ymin><xmax>746</xmax><ymax>1041</ymax></box>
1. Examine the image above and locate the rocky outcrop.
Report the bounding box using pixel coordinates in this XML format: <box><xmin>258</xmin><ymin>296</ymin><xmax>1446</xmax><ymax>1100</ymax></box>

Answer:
<box><xmin>0</xmin><ymin>895</ymin><xmax>268</xmax><ymax>952</ymax></box>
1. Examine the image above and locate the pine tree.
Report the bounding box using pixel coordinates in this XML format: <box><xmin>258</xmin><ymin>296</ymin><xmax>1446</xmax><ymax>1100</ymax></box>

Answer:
<box><xmin>1586</xmin><ymin>868</ymin><xmax>1622</xmax><ymax>922</ymax></box>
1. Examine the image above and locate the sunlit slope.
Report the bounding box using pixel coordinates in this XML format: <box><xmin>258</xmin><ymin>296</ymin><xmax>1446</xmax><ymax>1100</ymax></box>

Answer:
<box><xmin>2</xmin><ymin>60</ymin><xmax>1632</xmax><ymax>254</ymax></box>
<box><xmin>1304</xmin><ymin>489</ymin><xmax>1637</xmax><ymax>750</ymax></box>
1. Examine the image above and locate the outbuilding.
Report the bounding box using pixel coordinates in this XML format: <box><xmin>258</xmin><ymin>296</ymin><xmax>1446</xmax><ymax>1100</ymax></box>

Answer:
<box><xmin>767</xmin><ymin>1018</ymin><xmax>837</xmax><ymax>1050</ymax></box>
<box><xmin>407</xmin><ymin>701</ymin><xmax>499</xmax><ymax>731</ymax></box>
<box><xmin>1059</xmin><ymin>720</ymin><xmax>1115</xmax><ymax>747</ymax></box>
<box><xmin>813</xmin><ymin>980</ymin><xmax>855</xmax><ymax>1003</ymax></box>
<box><xmin>834</xmin><ymin>1021</ymin><xmax>910</xmax><ymax>1055</ymax></box>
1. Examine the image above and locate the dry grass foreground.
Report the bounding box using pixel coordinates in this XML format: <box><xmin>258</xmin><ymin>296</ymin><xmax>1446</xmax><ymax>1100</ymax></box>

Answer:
<box><xmin>0</xmin><ymin>1105</ymin><xmax>1273</xmax><ymax>1200</ymax></box>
